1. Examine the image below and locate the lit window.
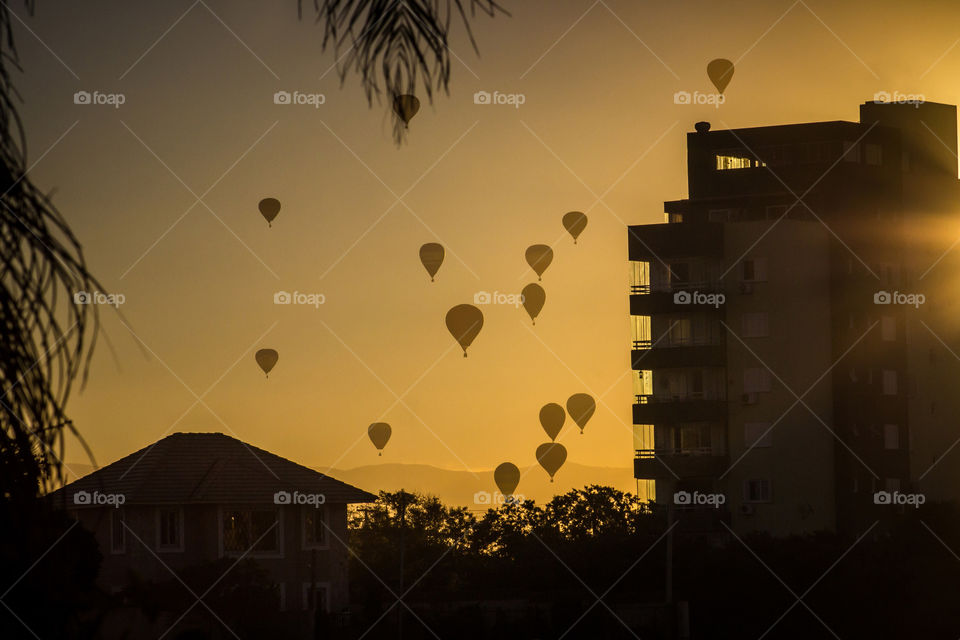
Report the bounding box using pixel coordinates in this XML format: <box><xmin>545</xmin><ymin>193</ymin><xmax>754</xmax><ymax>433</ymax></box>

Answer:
<box><xmin>716</xmin><ymin>153</ymin><xmax>766</xmax><ymax>170</ymax></box>
<box><xmin>222</xmin><ymin>509</ymin><xmax>280</xmax><ymax>555</ymax></box>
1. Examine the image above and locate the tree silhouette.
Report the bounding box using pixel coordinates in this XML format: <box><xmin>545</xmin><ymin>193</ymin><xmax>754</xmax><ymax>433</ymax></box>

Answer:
<box><xmin>0</xmin><ymin>1</ymin><xmax>102</xmax><ymax>507</ymax></box>
<box><xmin>299</xmin><ymin>0</ymin><xmax>506</xmax><ymax>141</ymax></box>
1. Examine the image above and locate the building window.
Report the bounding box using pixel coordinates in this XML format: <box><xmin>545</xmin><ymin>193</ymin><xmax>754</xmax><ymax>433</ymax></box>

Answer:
<box><xmin>741</xmin><ymin>312</ymin><xmax>769</xmax><ymax>338</ymax></box>
<box><xmin>865</xmin><ymin>143</ymin><xmax>883</xmax><ymax>166</ymax></box>
<box><xmin>883</xmin><ymin>424</ymin><xmax>900</xmax><ymax>450</ymax></box>
<box><xmin>884</xmin><ymin>478</ymin><xmax>901</xmax><ymax>492</ymax></box>
<box><xmin>668</xmin><ymin>262</ymin><xmax>690</xmax><ymax>287</ymax></box>
<box><xmin>222</xmin><ymin>508</ymin><xmax>281</xmax><ymax>556</ymax></box>
<box><xmin>110</xmin><ymin>510</ymin><xmax>126</xmax><ymax>554</ymax></box>
<box><xmin>882</xmin><ymin>370</ymin><xmax>898</xmax><ymax>395</ymax></box>
<box><xmin>157</xmin><ymin>508</ymin><xmax>183</xmax><ymax>551</ymax></box>
<box><xmin>744</xmin><ymin>422</ymin><xmax>773</xmax><ymax>448</ymax></box>
<box><xmin>881</xmin><ymin>316</ymin><xmax>896</xmax><ymax>341</ymax></box>
<box><xmin>669</xmin><ymin>318</ymin><xmax>692</xmax><ymax>346</ymax></box>
<box><xmin>302</xmin><ymin>507</ymin><xmax>329</xmax><ymax>549</ymax></box>
<box><xmin>743</xmin><ymin>479</ymin><xmax>772</xmax><ymax>503</ymax></box>
<box><xmin>716</xmin><ymin>152</ymin><xmax>766</xmax><ymax>170</ymax></box>
<box><xmin>741</xmin><ymin>258</ymin><xmax>767</xmax><ymax>282</ymax></box>
<box><xmin>302</xmin><ymin>583</ymin><xmax>330</xmax><ymax>612</ymax></box>
<box><xmin>842</xmin><ymin>141</ymin><xmax>859</xmax><ymax>162</ymax></box>
<box><xmin>744</xmin><ymin>368</ymin><xmax>772</xmax><ymax>393</ymax></box>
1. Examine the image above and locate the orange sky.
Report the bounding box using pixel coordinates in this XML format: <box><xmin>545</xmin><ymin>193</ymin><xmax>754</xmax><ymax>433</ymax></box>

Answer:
<box><xmin>12</xmin><ymin>0</ymin><xmax>960</xmax><ymax>488</ymax></box>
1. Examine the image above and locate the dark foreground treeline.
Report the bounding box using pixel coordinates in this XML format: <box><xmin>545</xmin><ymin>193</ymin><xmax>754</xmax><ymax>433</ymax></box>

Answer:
<box><xmin>4</xmin><ymin>486</ymin><xmax>960</xmax><ymax>639</ymax></box>
<box><xmin>345</xmin><ymin>487</ymin><xmax>960</xmax><ymax>640</ymax></box>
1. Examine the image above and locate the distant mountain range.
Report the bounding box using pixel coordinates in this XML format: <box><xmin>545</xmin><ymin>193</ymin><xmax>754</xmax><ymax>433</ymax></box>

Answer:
<box><xmin>61</xmin><ymin>460</ymin><xmax>636</xmax><ymax>509</ymax></box>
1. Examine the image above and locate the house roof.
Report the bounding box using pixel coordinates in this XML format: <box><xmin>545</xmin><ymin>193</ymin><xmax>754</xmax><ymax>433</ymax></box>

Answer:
<box><xmin>48</xmin><ymin>432</ymin><xmax>378</xmax><ymax>507</ymax></box>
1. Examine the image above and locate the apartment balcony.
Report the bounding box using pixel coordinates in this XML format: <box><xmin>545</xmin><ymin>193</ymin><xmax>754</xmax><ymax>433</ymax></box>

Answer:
<box><xmin>630</xmin><ymin>281</ymin><xmax>727</xmax><ymax>316</ymax></box>
<box><xmin>631</xmin><ymin>340</ymin><xmax>725</xmax><ymax>369</ymax></box>
<box><xmin>632</xmin><ymin>394</ymin><xmax>726</xmax><ymax>423</ymax></box>
<box><xmin>634</xmin><ymin>447</ymin><xmax>728</xmax><ymax>480</ymax></box>
<box><xmin>628</xmin><ymin>222</ymin><xmax>723</xmax><ymax>261</ymax></box>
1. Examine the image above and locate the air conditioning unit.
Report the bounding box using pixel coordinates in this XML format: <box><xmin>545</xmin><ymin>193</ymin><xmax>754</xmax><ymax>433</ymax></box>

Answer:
<box><xmin>739</xmin><ymin>504</ymin><xmax>756</xmax><ymax>516</ymax></box>
<box><xmin>741</xmin><ymin>393</ymin><xmax>758</xmax><ymax>405</ymax></box>
<box><xmin>739</xmin><ymin>282</ymin><xmax>754</xmax><ymax>294</ymax></box>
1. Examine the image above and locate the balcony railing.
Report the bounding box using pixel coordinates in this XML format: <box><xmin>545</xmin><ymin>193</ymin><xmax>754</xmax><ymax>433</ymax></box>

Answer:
<box><xmin>630</xmin><ymin>281</ymin><xmax>725</xmax><ymax>295</ymax></box>
<box><xmin>635</xmin><ymin>447</ymin><xmax>717</xmax><ymax>459</ymax></box>
<box><xmin>632</xmin><ymin>337</ymin><xmax>722</xmax><ymax>350</ymax></box>
<box><xmin>634</xmin><ymin>393</ymin><xmax>725</xmax><ymax>404</ymax></box>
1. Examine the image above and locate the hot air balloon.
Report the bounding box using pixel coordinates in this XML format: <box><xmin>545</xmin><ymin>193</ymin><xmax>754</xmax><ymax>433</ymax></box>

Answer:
<box><xmin>445</xmin><ymin>304</ymin><xmax>484</xmax><ymax>357</ymax></box>
<box><xmin>258</xmin><ymin>198</ymin><xmax>281</xmax><ymax>227</ymax></box>
<box><xmin>368</xmin><ymin>422</ymin><xmax>392</xmax><ymax>456</ymax></box>
<box><xmin>494</xmin><ymin>462</ymin><xmax>520</xmax><ymax>498</ymax></box>
<box><xmin>566</xmin><ymin>393</ymin><xmax>596</xmax><ymax>435</ymax></box>
<box><xmin>525</xmin><ymin>245</ymin><xmax>554</xmax><ymax>281</ymax></box>
<box><xmin>255</xmin><ymin>349</ymin><xmax>278</xmax><ymax>377</ymax></box>
<box><xmin>393</xmin><ymin>94</ymin><xmax>420</xmax><ymax>127</ymax></box>
<box><xmin>536</xmin><ymin>442</ymin><xmax>567</xmax><ymax>483</ymax></box>
<box><xmin>521</xmin><ymin>283</ymin><xmax>545</xmax><ymax>325</ymax></box>
<box><xmin>539</xmin><ymin>403</ymin><xmax>566</xmax><ymax>441</ymax></box>
<box><xmin>562</xmin><ymin>211</ymin><xmax>588</xmax><ymax>244</ymax></box>
<box><xmin>419</xmin><ymin>243</ymin><xmax>445</xmax><ymax>282</ymax></box>
<box><xmin>707</xmin><ymin>58</ymin><xmax>735</xmax><ymax>94</ymax></box>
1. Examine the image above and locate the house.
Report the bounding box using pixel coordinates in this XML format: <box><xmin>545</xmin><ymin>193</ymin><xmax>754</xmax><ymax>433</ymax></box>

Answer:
<box><xmin>629</xmin><ymin>100</ymin><xmax>960</xmax><ymax>535</ymax></box>
<box><xmin>50</xmin><ymin>432</ymin><xmax>376</xmax><ymax>628</ymax></box>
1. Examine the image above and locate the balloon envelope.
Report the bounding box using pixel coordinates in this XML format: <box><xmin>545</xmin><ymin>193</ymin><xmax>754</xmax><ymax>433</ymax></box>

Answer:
<box><xmin>368</xmin><ymin>422</ymin><xmax>392</xmax><ymax>456</ymax></box>
<box><xmin>419</xmin><ymin>243</ymin><xmax>445</xmax><ymax>282</ymax></box>
<box><xmin>525</xmin><ymin>244</ymin><xmax>554</xmax><ymax>281</ymax></box>
<box><xmin>394</xmin><ymin>94</ymin><xmax>421</xmax><ymax>125</ymax></box>
<box><xmin>445</xmin><ymin>304</ymin><xmax>484</xmax><ymax>357</ymax></box>
<box><xmin>562</xmin><ymin>211</ymin><xmax>588</xmax><ymax>244</ymax></box>
<box><xmin>258</xmin><ymin>198</ymin><xmax>281</xmax><ymax>226</ymax></box>
<box><xmin>566</xmin><ymin>393</ymin><xmax>596</xmax><ymax>434</ymax></box>
<box><xmin>539</xmin><ymin>403</ymin><xmax>566</xmax><ymax>441</ymax></box>
<box><xmin>521</xmin><ymin>283</ymin><xmax>545</xmax><ymax>325</ymax></box>
<box><xmin>536</xmin><ymin>442</ymin><xmax>567</xmax><ymax>482</ymax></box>
<box><xmin>255</xmin><ymin>349</ymin><xmax>278</xmax><ymax>376</ymax></box>
<box><xmin>707</xmin><ymin>58</ymin><xmax>735</xmax><ymax>94</ymax></box>
<box><xmin>494</xmin><ymin>462</ymin><xmax>520</xmax><ymax>497</ymax></box>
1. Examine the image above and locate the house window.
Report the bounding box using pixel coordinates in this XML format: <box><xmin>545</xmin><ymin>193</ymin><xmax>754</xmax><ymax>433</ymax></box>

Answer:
<box><xmin>110</xmin><ymin>509</ymin><xmax>126</xmax><ymax>554</ymax></box>
<box><xmin>222</xmin><ymin>508</ymin><xmax>281</xmax><ymax>555</ymax></box>
<box><xmin>743</xmin><ymin>479</ymin><xmax>772</xmax><ymax>503</ymax></box>
<box><xmin>744</xmin><ymin>368</ymin><xmax>772</xmax><ymax>393</ymax></box>
<box><xmin>741</xmin><ymin>312</ymin><xmax>769</xmax><ymax>338</ymax></box>
<box><xmin>881</xmin><ymin>316</ymin><xmax>896</xmax><ymax>341</ymax></box>
<box><xmin>882</xmin><ymin>370</ymin><xmax>898</xmax><ymax>395</ymax></box>
<box><xmin>865</xmin><ymin>144</ymin><xmax>883</xmax><ymax>166</ymax></box>
<box><xmin>744</xmin><ymin>422</ymin><xmax>772</xmax><ymax>448</ymax></box>
<box><xmin>883</xmin><ymin>424</ymin><xmax>900</xmax><ymax>450</ymax></box>
<box><xmin>157</xmin><ymin>508</ymin><xmax>183</xmax><ymax>551</ymax></box>
<box><xmin>302</xmin><ymin>583</ymin><xmax>330</xmax><ymax>612</ymax></box>
<box><xmin>302</xmin><ymin>507</ymin><xmax>329</xmax><ymax>549</ymax></box>
<box><xmin>742</xmin><ymin>258</ymin><xmax>767</xmax><ymax>282</ymax></box>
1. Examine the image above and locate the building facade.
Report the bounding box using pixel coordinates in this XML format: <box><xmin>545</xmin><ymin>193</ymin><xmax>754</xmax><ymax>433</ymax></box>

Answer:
<box><xmin>630</xmin><ymin>101</ymin><xmax>960</xmax><ymax>536</ymax></box>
